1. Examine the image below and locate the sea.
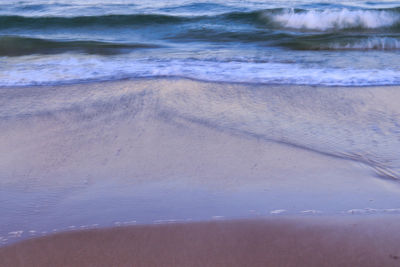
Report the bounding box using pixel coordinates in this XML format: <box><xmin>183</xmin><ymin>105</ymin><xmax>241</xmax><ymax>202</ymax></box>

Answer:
<box><xmin>2</xmin><ymin>1</ymin><xmax>400</xmax><ymax>246</ymax></box>
<box><xmin>1</xmin><ymin>0</ymin><xmax>400</xmax><ymax>86</ymax></box>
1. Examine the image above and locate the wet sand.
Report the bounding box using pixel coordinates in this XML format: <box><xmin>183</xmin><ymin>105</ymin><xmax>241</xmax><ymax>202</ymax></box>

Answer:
<box><xmin>1</xmin><ymin>79</ymin><xmax>400</xmax><ymax>263</ymax></box>
<box><xmin>1</xmin><ymin>216</ymin><xmax>400</xmax><ymax>267</ymax></box>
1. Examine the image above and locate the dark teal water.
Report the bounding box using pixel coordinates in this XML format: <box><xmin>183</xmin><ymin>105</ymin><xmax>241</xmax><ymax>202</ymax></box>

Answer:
<box><xmin>1</xmin><ymin>0</ymin><xmax>400</xmax><ymax>86</ymax></box>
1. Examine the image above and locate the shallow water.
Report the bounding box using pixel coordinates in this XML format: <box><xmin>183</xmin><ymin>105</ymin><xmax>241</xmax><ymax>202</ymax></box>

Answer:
<box><xmin>1</xmin><ymin>79</ymin><xmax>400</xmax><ymax>246</ymax></box>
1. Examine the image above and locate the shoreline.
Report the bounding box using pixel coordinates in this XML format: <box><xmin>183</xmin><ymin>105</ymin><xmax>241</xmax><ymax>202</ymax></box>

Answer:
<box><xmin>2</xmin><ymin>216</ymin><xmax>400</xmax><ymax>267</ymax></box>
<box><xmin>3</xmin><ymin>76</ymin><xmax>400</xmax><ymax>90</ymax></box>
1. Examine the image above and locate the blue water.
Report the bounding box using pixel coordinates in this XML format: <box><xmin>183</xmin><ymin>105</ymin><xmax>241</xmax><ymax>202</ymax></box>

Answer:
<box><xmin>1</xmin><ymin>0</ymin><xmax>400</xmax><ymax>86</ymax></box>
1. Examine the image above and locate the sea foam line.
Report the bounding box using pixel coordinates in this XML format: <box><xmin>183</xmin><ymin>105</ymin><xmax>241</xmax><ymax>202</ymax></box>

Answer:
<box><xmin>2</xmin><ymin>56</ymin><xmax>400</xmax><ymax>87</ymax></box>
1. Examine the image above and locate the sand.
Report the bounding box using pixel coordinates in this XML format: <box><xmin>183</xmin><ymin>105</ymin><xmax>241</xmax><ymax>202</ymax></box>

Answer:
<box><xmin>2</xmin><ymin>79</ymin><xmax>400</xmax><ymax>266</ymax></box>
<box><xmin>1</xmin><ymin>216</ymin><xmax>400</xmax><ymax>267</ymax></box>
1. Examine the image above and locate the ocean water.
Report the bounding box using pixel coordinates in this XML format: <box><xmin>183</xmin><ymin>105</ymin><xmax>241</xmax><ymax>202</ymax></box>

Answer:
<box><xmin>1</xmin><ymin>0</ymin><xmax>400</xmax><ymax>86</ymax></box>
<box><xmin>3</xmin><ymin>0</ymin><xmax>400</xmax><ymax>247</ymax></box>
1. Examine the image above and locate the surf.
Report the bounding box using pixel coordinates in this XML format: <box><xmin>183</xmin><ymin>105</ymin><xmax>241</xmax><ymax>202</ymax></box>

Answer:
<box><xmin>266</xmin><ymin>8</ymin><xmax>400</xmax><ymax>30</ymax></box>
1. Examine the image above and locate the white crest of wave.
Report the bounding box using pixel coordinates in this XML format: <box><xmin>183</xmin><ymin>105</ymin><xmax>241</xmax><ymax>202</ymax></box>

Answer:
<box><xmin>329</xmin><ymin>37</ymin><xmax>400</xmax><ymax>50</ymax></box>
<box><xmin>270</xmin><ymin>9</ymin><xmax>399</xmax><ymax>30</ymax></box>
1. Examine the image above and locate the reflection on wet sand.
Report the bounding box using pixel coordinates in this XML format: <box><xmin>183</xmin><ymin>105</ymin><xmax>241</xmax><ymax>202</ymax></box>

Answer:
<box><xmin>1</xmin><ymin>79</ymin><xmax>400</xmax><ymax>246</ymax></box>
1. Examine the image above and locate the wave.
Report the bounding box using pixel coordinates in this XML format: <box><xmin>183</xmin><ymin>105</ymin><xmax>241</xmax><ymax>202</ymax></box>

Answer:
<box><xmin>0</xmin><ymin>14</ymin><xmax>189</xmax><ymax>29</ymax></box>
<box><xmin>2</xmin><ymin>56</ymin><xmax>400</xmax><ymax>87</ymax></box>
<box><xmin>2</xmin><ymin>10</ymin><xmax>400</xmax><ymax>56</ymax></box>
<box><xmin>1</xmin><ymin>7</ymin><xmax>400</xmax><ymax>61</ymax></box>
<box><xmin>0</xmin><ymin>36</ymin><xmax>159</xmax><ymax>56</ymax></box>
<box><xmin>321</xmin><ymin>37</ymin><xmax>400</xmax><ymax>50</ymax></box>
<box><xmin>165</xmin><ymin>28</ymin><xmax>400</xmax><ymax>51</ymax></box>
<box><xmin>266</xmin><ymin>8</ymin><xmax>400</xmax><ymax>30</ymax></box>
<box><xmin>279</xmin><ymin>34</ymin><xmax>400</xmax><ymax>50</ymax></box>
<box><xmin>1</xmin><ymin>7</ymin><xmax>400</xmax><ymax>31</ymax></box>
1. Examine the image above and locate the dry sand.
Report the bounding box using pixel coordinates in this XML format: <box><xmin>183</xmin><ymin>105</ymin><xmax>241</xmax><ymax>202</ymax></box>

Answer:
<box><xmin>1</xmin><ymin>216</ymin><xmax>400</xmax><ymax>267</ymax></box>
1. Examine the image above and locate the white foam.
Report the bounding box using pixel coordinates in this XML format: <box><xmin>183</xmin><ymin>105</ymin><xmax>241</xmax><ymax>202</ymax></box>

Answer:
<box><xmin>8</xmin><ymin>230</ymin><xmax>23</xmax><ymax>238</ymax></box>
<box><xmin>2</xmin><ymin>55</ymin><xmax>400</xmax><ymax>87</ymax></box>
<box><xmin>347</xmin><ymin>208</ymin><xmax>379</xmax><ymax>214</ymax></box>
<box><xmin>270</xmin><ymin>209</ymin><xmax>286</xmax><ymax>214</ymax></box>
<box><xmin>154</xmin><ymin>219</ymin><xmax>181</xmax><ymax>224</ymax></box>
<box><xmin>269</xmin><ymin>9</ymin><xmax>399</xmax><ymax>30</ymax></box>
<box><xmin>301</xmin><ymin>210</ymin><xmax>321</xmax><ymax>214</ymax></box>
<box><xmin>328</xmin><ymin>37</ymin><xmax>400</xmax><ymax>50</ymax></box>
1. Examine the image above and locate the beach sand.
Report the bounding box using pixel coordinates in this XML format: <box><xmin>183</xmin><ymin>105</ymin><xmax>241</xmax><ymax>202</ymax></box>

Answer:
<box><xmin>1</xmin><ymin>216</ymin><xmax>400</xmax><ymax>267</ymax></box>
<box><xmin>1</xmin><ymin>79</ymin><xmax>400</xmax><ymax>265</ymax></box>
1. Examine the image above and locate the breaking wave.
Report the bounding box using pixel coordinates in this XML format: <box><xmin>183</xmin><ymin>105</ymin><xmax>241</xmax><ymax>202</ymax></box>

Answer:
<box><xmin>1</xmin><ymin>7</ymin><xmax>400</xmax><ymax>31</ymax></box>
<box><xmin>267</xmin><ymin>8</ymin><xmax>400</xmax><ymax>30</ymax></box>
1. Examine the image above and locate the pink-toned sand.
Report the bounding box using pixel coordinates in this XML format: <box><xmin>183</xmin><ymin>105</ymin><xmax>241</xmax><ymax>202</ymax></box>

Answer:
<box><xmin>1</xmin><ymin>217</ymin><xmax>400</xmax><ymax>267</ymax></box>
